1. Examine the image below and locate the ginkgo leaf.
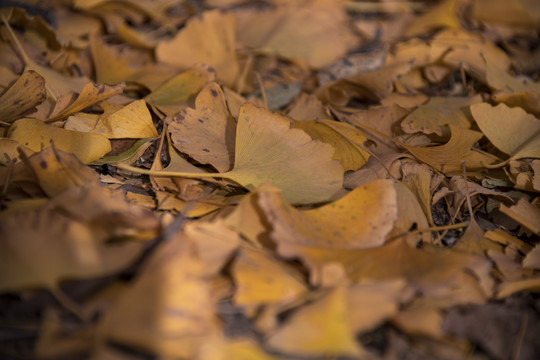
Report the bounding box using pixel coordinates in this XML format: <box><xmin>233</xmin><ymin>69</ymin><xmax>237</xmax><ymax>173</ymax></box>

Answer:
<box><xmin>98</xmin><ymin>233</ymin><xmax>220</xmax><ymax>359</ymax></box>
<box><xmin>400</xmin><ymin>96</ymin><xmax>481</xmax><ymax>136</ymax></box>
<box><xmin>2</xmin><ymin>19</ymin><xmax>89</xmax><ymax>98</ymax></box>
<box><xmin>292</xmin><ymin>119</ymin><xmax>370</xmax><ymax>171</ymax></box>
<box><xmin>26</xmin><ymin>147</ymin><xmax>100</xmax><ymax>197</ymax></box>
<box><xmin>258</xmin><ymin>179</ymin><xmax>398</xmax><ymax>249</ymax></box>
<box><xmin>144</xmin><ymin>63</ymin><xmax>216</xmax><ymax>115</ymax></box>
<box><xmin>168</xmin><ymin>82</ymin><xmax>235</xmax><ymax>172</ymax></box>
<box><xmin>65</xmin><ymin>100</ymin><xmax>158</xmax><ymax>139</ymax></box>
<box><xmin>156</xmin><ymin>10</ymin><xmax>239</xmax><ymax>86</ymax></box>
<box><xmin>470</xmin><ymin>103</ymin><xmax>540</xmax><ymax>160</ymax></box>
<box><xmin>232</xmin><ymin>247</ymin><xmax>307</xmax><ymax>308</ymax></box>
<box><xmin>0</xmin><ymin>70</ymin><xmax>45</xmax><ymax>123</ymax></box>
<box><xmin>117</xmin><ymin>103</ymin><xmax>343</xmax><ymax>204</ymax></box>
<box><xmin>222</xmin><ymin>103</ymin><xmax>343</xmax><ymax>204</ymax></box>
<box><xmin>47</xmin><ymin>82</ymin><xmax>125</xmax><ymax>122</ymax></box>
<box><xmin>402</xmin><ymin>124</ymin><xmax>499</xmax><ymax>173</ymax></box>
<box><xmin>404</xmin><ymin>0</ymin><xmax>461</xmax><ymax>36</ymax></box>
<box><xmin>236</xmin><ymin>1</ymin><xmax>357</xmax><ymax>68</ymax></box>
<box><xmin>499</xmin><ymin>198</ymin><xmax>540</xmax><ymax>235</ymax></box>
<box><xmin>0</xmin><ymin>209</ymin><xmax>143</xmax><ymax>292</ymax></box>
<box><xmin>8</xmin><ymin>118</ymin><xmax>111</xmax><ymax>163</ymax></box>
<box><xmin>266</xmin><ymin>286</ymin><xmax>365</xmax><ymax>358</ymax></box>
<box><xmin>184</xmin><ymin>219</ymin><xmax>240</xmax><ymax>276</ymax></box>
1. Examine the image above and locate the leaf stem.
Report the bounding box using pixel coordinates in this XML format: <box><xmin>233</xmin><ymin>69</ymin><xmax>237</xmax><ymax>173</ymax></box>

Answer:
<box><xmin>114</xmin><ymin>162</ymin><xmax>233</xmax><ymax>180</ymax></box>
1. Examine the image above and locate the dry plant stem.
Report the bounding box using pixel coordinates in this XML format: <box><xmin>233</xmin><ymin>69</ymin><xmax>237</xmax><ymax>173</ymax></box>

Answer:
<box><xmin>344</xmin><ymin>1</ymin><xmax>425</xmax><ymax>13</ymax></box>
<box><xmin>50</xmin><ymin>287</ymin><xmax>86</xmax><ymax>320</ymax></box>
<box><xmin>461</xmin><ymin>160</ymin><xmax>477</xmax><ymax>226</ymax></box>
<box><xmin>513</xmin><ymin>313</ymin><xmax>528</xmax><ymax>360</ymax></box>
<box><xmin>389</xmin><ymin>221</ymin><xmax>469</xmax><ymax>241</ymax></box>
<box><xmin>115</xmin><ymin>162</ymin><xmax>235</xmax><ymax>180</ymax></box>
<box><xmin>255</xmin><ymin>72</ymin><xmax>268</xmax><ymax>109</ymax></box>
<box><xmin>236</xmin><ymin>53</ymin><xmax>253</xmax><ymax>94</ymax></box>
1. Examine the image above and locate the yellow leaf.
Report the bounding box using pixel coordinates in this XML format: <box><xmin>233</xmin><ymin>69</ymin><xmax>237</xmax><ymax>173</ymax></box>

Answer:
<box><xmin>184</xmin><ymin>219</ymin><xmax>240</xmax><ymax>276</ymax></box>
<box><xmin>523</xmin><ymin>243</ymin><xmax>540</xmax><ymax>269</ymax></box>
<box><xmin>25</xmin><ymin>147</ymin><xmax>100</xmax><ymax>197</ymax></box>
<box><xmin>0</xmin><ymin>70</ymin><xmax>45</xmax><ymax>123</ymax></box>
<box><xmin>348</xmin><ymin>279</ymin><xmax>413</xmax><ymax>333</ymax></box>
<box><xmin>499</xmin><ymin>198</ymin><xmax>540</xmax><ymax>235</ymax></box>
<box><xmin>405</xmin><ymin>0</ymin><xmax>461</xmax><ymax>36</ymax></box>
<box><xmin>156</xmin><ymin>10</ymin><xmax>239</xmax><ymax>87</ymax></box>
<box><xmin>470</xmin><ymin>103</ymin><xmax>540</xmax><ymax>160</ymax></box>
<box><xmin>400</xmin><ymin>96</ymin><xmax>481</xmax><ymax>136</ymax></box>
<box><xmin>8</xmin><ymin>118</ymin><xmax>111</xmax><ymax>163</ymax></box>
<box><xmin>258</xmin><ymin>179</ymin><xmax>398</xmax><ymax>250</ymax></box>
<box><xmin>65</xmin><ymin>100</ymin><xmax>158</xmax><ymax>139</ymax></box>
<box><xmin>0</xmin><ymin>209</ymin><xmax>142</xmax><ymax>291</ymax></box>
<box><xmin>292</xmin><ymin>119</ymin><xmax>370</xmax><ymax>171</ymax></box>
<box><xmin>222</xmin><ymin>103</ymin><xmax>343</xmax><ymax>204</ymax></box>
<box><xmin>236</xmin><ymin>1</ymin><xmax>357</xmax><ymax>68</ymax></box>
<box><xmin>89</xmin><ymin>35</ymin><xmax>139</xmax><ymax>84</ymax></box>
<box><xmin>471</xmin><ymin>0</ymin><xmax>540</xmax><ymax>28</ymax></box>
<box><xmin>47</xmin><ymin>82</ymin><xmax>125</xmax><ymax>122</ymax></box>
<box><xmin>266</xmin><ymin>286</ymin><xmax>365</xmax><ymax>358</ymax></box>
<box><xmin>145</xmin><ymin>63</ymin><xmax>216</xmax><ymax>115</ymax></box>
<box><xmin>402</xmin><ymin>124</ymin><xmax>498</xmax><ymax>173</ymax></box>
<box><xmin>98</xmin><ymin>234</ymin><xmax>220</xmax><ymax>359</ymax></box>
<box><xmin>232</xmin><ymin>248</ymin><xmax>307</xmax><ymax>308</ymax></box>
<box><xmin>168</xmin><ymin>82</ymin><xmax>235</xmax><ymax>172</ymax></box>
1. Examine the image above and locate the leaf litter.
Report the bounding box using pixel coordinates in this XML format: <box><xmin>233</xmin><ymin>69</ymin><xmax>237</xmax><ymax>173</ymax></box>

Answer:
<box><xmin>0</xmin><ymin>1</ymin><xmax>540</xmax><ymax>359</ymax></box>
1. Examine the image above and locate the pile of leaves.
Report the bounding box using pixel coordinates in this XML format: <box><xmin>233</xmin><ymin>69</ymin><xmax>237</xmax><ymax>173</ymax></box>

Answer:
<box><xmin>1</xmin><ymin>0</ymin><xmax>540</xmax><ymax>359</ymax></box>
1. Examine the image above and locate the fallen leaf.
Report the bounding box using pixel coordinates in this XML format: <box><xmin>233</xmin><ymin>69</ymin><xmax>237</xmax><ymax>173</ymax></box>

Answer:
<box><xmin>25</xmin><ymin>147</ymin><xmax>100</xmax><ymax>197</ymax></box>
<box><xmin>348</xmin><ymin>279</ymin><xmax>414</xmax><ymax>333</ymax></box>
<box><xmin>232</xmin><ymin>247</ymin><xmax>307</xmax><ymax>309</ymax></box>
<box><xmin>184</xmin><ymin>219</ymin><xmax>240</xmax><ymax>276</ymax></box>
<box><xmin>266</xmin><ymin>286</ymin><xmax>365</xmax><ymax>358</ymax></box>
<box><xmin>404</xmin><ymin>0</ymin><xmax>461</xmax><ymax>36</ymax></box>
<box><xmin>0</xmin><ymin>209</ymin><xmax>142</xmax><ymax>291</ymax></box>
<box><xmin>471</xmin><ymin>0</ymin><xmax>540</xmax><ymax>28</ymax></box>
<box><xmin>402</xmin><ymin>124</ymin><xmax>499</xmax><ymax>173</ymax></box>
<box><xmin>499</xmin><ymin>197</ymin><xmax>540</xmax><ymax>235</ymax></box>
<box><xmin>8</xmin><ymin>118</ymin><xmax>111</xmax><ymax>163</ymax></box>
<box><xmin>236</xmin><ymin>1</ymin><xmax>357</xmax><ymax>68</ymax></box>
<box><xmin>156</xmin><ymin>10</ymin><xmax>239</xmax><ymax>86</ymax></box>
<box><xmin>470</xmin><ymin>102</ymin><xmax>540</xmax><ymax>161</ymax></box>
<box><xmin>220</xmin><ymin>103</ymin><xmax>343</xmax><ymax>204</ymax></box>
<box><xmin>65</xmin><ymin>100</ymin><xmax>158</xmax><ymax>139</ymax></box>
<box><xmin>259</xmin><ymin>179</ymin><xmax>398</xmax><ymax>250</ymax></box>
<box><xmin>292</xmin><ymin>119</ymin><xmax>370</xmax><ymax>171</ymax></box>
<box><xmin>145</xmin><ymin>63</ymin><xmax>216</xmax><ymax>115</ymax></box>
<box><xmin>0</xmin><ymin>70</ymin><xmax>46</xmax><ymax>123</ymax></box>
<box><xmin>168</xmin><ymin>82</ymin><xmax>235</xmax><ymax>172</ymax></box>
<box><xmin>47</xmin><ymin>82</ymin><xmax>125</xmax><ymax>122</ymax></box>
<box><xmin>400</xmin><ymin>96</ymin><xmax>481</xmax><ymax>136</ymax></box>
<box><xmin>98</xmin><ymin>233</ymin><xmax>220</xmax><ymax>359</ymax></box>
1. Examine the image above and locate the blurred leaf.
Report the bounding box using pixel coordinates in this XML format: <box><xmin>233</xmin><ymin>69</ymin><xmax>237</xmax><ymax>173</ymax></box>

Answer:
<box><xmin>0</xmin><ymin>70</ymin><xmax>45</xmax><ymax>123</ymax></box>
<box><xmin>8</xmin><ymin>118</ymin><xmax>111</xmax><ymax>163</ymax></box>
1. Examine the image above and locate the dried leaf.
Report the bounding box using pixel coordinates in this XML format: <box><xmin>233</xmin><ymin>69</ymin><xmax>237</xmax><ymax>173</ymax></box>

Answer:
<box><xmin>0</xmin><ymin>70</ymin><xmax>45</xmax><ymax>123</ymax></box>
<box><xmin>259</xmin><ymin>179</ymin><xmax>398</xmax><ymax>250</ymax></box>
<box><xmin>156</xmin><ymin>10</ymin><xmax>239</xmax><ymax>86</ymax></box>
<box><xmin>470</xmin><ymin>103</ymin><xmax>540</xmax><ymax>161</ymax></box>
<box><xmin>266</xmin><ymin>286</ymin><xmax>365</xmax><ymax>358</ymax></box>
<box><xmin>168</xmin><ymin>82</ymin><xmax>235</xmax><ymax>172</ymax></box>
<box><xmin>8</xmin><ymin>118</ymin><xmax>111</xmax><ymax>163</ymax></box>
<box><xmin>222</xmin><ymin>103</ymin><xmax>344</xmax><ymax>204</ymax></box>
<box><xmin>402</xmin><ymin>124</ymin><xmax>498</xmax><ymax>173</ymax></box>
<box><xmin>232</xmin><ymin>248</ymin><xmax>307</xmax><ymax>308</ymax></box>
<box><xmin>0</xmin><ymin>209</ymin><xmax>142</xmax><ymax>291</ymax></box>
